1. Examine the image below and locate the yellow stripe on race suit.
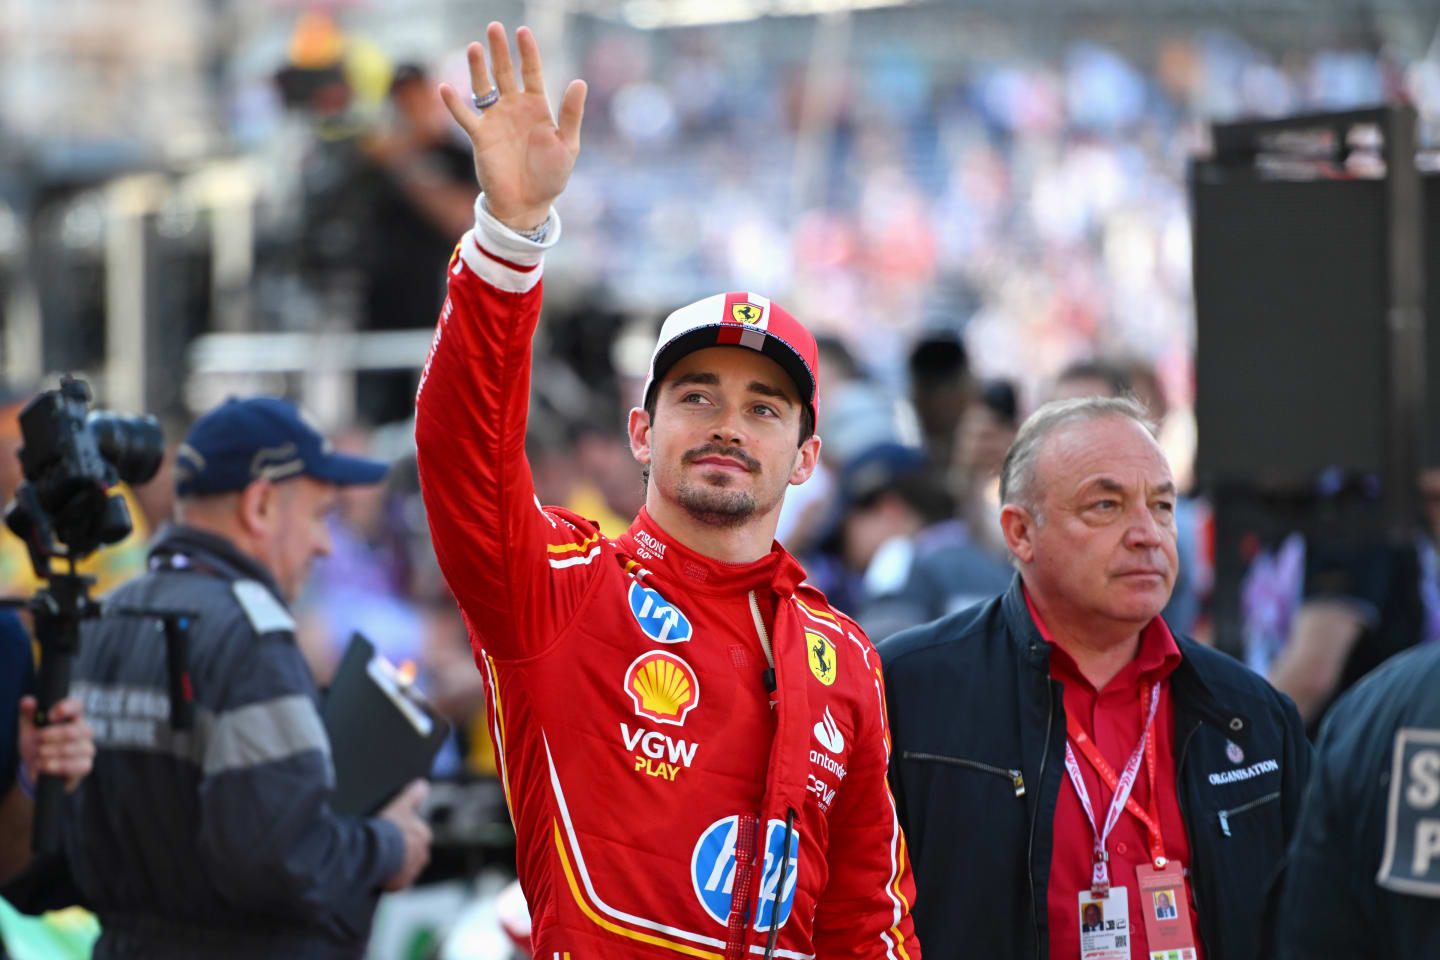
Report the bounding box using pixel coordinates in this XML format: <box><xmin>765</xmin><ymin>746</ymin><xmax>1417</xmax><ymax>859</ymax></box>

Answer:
<box><xmin>552</xmin><ymin>821</ymin><xmax>725</xmax><ymax>960</ymax></box>
<box><xmin>548</xmin><ymin>533</ymin><xmax>602</xmax><ymax>555</ymax></box>
<box><xmin>889</xmin><ymin>828</ymin><xmax>913</xmax><ymax>960</ymax></box>
<box><xmin>794</xmin><ymin>598</ymin><xmax>839</xmax><ymax>624</ymax></box>
<box><xmin>873</xmin><ymin>666</ymin><xmax>893</xmax><ymax>754</ymax></box>
<box><xmin>869</xmin><ymin>662</ymin><xmax>911</xmax><ymax>960</ymax></box>
<box><xmin>486</xmin><ymin>653</ymin><xmax>515</xmax><ymax>824</ymax></box>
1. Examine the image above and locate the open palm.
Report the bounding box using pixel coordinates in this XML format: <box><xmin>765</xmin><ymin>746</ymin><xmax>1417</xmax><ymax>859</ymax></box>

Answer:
<box><xmin>439</xmin><ymin>24</ymin><xmax>587</xmax><ymax>232</ymax></box>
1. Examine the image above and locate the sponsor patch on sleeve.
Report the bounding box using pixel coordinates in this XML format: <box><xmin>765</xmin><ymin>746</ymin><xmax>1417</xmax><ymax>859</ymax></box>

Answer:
<box><xmin>1378</xmin><ymin>727</ymin><xmax>1440</xmax><ymax>897</ymax></box>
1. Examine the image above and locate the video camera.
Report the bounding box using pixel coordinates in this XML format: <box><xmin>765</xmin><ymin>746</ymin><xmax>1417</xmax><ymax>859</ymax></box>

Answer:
<box><xmin>5</xmin><ymin>376</ymin><xmax>163</xmax><ymax>576</ymax></box>
<box><xmin>1</xmin><ymin>376</ymin><xmax>180</xmax><ymax>858</ymax></box>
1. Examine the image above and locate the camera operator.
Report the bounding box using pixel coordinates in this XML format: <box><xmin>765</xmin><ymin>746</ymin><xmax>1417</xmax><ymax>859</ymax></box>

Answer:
<box><xmin>56</xmin><ymin>397</ymin><xmax>431</xmax><ymax>960</ymax></box>
<box><xmin>1</xmin><ymin>610</ymin><xmax>93</xmax><ymax>887</ymax></box>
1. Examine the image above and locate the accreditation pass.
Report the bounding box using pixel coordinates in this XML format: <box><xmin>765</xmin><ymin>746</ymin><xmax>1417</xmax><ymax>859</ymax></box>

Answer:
<box><xmin>1077</xmin><ymin>888</ymin><xmax>1131</xmax><ymax>960</ymax></box>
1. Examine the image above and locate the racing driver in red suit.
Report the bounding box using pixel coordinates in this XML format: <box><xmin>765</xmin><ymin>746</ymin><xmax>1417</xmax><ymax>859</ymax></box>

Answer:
<box><xmin>416</xmin><ymin>24</ymin><xmax>920</xmax><ymax>960</ymax></box>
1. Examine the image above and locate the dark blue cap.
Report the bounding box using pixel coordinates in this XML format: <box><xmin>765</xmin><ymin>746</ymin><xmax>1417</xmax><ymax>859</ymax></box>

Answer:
<box><xmin>175</xmin><ymin>396</ymin><xmax>388</xmax><ymax>497</ymax></box>
<box><xmin>841</xmin><ymin>442</ymin><xmax>929</xmax><ymax>506</ymax></box>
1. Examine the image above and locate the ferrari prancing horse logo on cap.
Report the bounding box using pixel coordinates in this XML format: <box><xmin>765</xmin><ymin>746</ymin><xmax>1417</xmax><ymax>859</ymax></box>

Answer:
<box><xmin>731</xmin><ymin>303</ymin><xmax>762</xmax><ymax>324</ymax></box>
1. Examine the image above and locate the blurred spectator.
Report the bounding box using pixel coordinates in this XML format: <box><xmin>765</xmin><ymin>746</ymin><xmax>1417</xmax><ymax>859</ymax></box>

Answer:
<box><xmin>0</xmin><ymin>609</ymin><xmax>35</xmax><ymax>885</ymax></box>
<box><xmin>1</xmin><ymin>676</ymin><xmax>94</xmax><ymax>888</ymax></box>
<box><xmin>907</xmin><ymin>330</ymin><xmax>972</xmax><ymax>474</ymax></box>
<box><xmin>357</xmin><ymin>63</ymin><xmax>479</xmax><ymax>424</ymax></box>
<box><xmin>130</xmin><ymin>413</ymin><xmax>193</xmax><ymax>533</ymax></box>
<box><xmin>1240</xmin><ymin>529</ymin><xmax>1307</xmax><ymax>677</ymax></box>
<box><xmin>840</xmin><ymin>442</ymin><xmax>1012</xmax><ymax>639</ymax></box>
<box><xmin>566</xmin><ymin>419</ymin><xmax>644</xmax><ymax>538</ymax></box>
<box><xmin>1048</xmin><ymin>358</ymin><xmax>1132</xmax><ymax>405</ymax></box>
<box><xmin>1265</xmin><ymin>472</ymin><xmax>1439</xmax><ymax>735</ymax></box>
<box><xmin>775</xmin><ymin>336</ymin><xmax>881</xmax><ymax>554</ymax></box>
<box><xmin>964</xmin><ymin>379</ymin><xmax>1021</xmax><ymax>479</ymax></box>
<box><xmin>1124</xmin><ymin>358</ymin><xmax>1169</xmax><ymax>423</ymax></box>
<box><xmin>295</xmin><ymin>428</ymin><xmax>416</xmax><ymax>685</ymax></box>
<box><xmin>517</xmin><ymin>412</ymin><xmax>641</xmax><ymax>541</ymax></box>
<box><xmin>951</xmin><ymin>377</ymin><xmax>1022</xmax><ymax>563</ymax></box>
<box><xmin>416</xmin><ymin>600</ymin><xmax>498</xmax><ymax>777</ymax></box>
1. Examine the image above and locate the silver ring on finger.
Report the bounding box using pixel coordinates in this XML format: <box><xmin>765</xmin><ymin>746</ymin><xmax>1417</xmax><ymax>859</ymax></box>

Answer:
<box><xmin>472</xmin><ymin>87</ymin><xmax>500</xmax><ymax>111</ymax></box>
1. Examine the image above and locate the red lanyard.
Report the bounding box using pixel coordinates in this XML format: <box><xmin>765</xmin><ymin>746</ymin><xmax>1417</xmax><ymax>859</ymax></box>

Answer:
<box><xmin>1063</xmin><ymin>682</ymin><xmax>1169</xmax><ymax>897</ymax></box>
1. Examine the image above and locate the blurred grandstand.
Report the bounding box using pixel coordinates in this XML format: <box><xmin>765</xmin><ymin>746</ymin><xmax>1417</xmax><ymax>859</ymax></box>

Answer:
<box><xmin>4</xmin><ymin>0</ymin><xmax>1439</xmax><ymax>429</ymax></box>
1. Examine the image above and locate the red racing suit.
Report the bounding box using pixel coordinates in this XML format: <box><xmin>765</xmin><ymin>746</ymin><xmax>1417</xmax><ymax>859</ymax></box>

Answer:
<box><xmin>415</xmin><ymin>200</ymin><xmax>919</xmax><ymax>960</ymax></box>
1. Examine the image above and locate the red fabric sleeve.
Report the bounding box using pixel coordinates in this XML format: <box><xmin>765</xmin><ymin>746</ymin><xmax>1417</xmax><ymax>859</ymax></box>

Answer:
<box><xmin>414</xmin><ymin>204</ymin><xmax>600</xmax><ymax>661</ymax></box>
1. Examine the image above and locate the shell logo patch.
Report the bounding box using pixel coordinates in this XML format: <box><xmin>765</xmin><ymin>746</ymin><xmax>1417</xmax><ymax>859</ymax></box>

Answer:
<box><xmin>806</xmin><ymin>631</ymin><xmax>837</xmax><ymax>686</ymax></box>
<box><xmin>625</xmin><ymin>650</ymin><xmax>700</xmax><ymax>726</ymax></box>
<box><xmin>731</xmin><ymin>302</ymin><xmax>763</xmax><ymax>324</ymax></box>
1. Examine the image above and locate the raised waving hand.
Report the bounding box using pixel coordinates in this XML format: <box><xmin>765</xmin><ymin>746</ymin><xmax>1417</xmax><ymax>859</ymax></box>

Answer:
<box><xmin>439</xmin><ymin>23</ymin><xmax>587</xmax><ymax>232</ymax></box>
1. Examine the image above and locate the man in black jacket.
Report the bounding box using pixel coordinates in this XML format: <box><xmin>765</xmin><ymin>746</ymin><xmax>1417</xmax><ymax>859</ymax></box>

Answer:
<box><xmin>880</xmin><ymin>396</ymin><xmax>1311</xmax><ymax>960</ymax></box>
<box><xmin>56</xmin><ymin>397</ymin><xmax>432</xmax><ymax>959</ymax></box>
<box><xmin>1276</xmin><ymin>638</ymin><xmax>1440</xmax><ymax>957</ymax></box>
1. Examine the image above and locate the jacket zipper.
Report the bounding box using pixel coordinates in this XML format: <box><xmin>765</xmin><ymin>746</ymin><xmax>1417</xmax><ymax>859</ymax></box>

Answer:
<box><xmin>901</xmin><ymin>751</ymin><xmax>1026</xmax><ymax>797</ymax></box>
<box><xmin>1029</xmin><ymin>676</ymin><xmax>1054</xmax><ymax>960</ymax></box>
<box><xmin>748</xmin><ymin>591</ymin><xmax>778</xmax><ymax>698</ymax></box>
<box><xmin>1217</xmin><ymin>791</ymin><xmax>1280</xmax><ymax>837</ymax></box>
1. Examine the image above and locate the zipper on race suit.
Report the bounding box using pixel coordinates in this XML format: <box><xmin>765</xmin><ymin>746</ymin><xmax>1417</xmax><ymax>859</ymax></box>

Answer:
<box><xmin>725</xmin><ymin>814</ymin><xmax>760</xmax><ymax>960</ymax></box>
<box><xmin>1217</xmin><ymin>790</ymin><xmax>1280</xmax><ymax>837</ymax></box>
<box><xmin>748</xmin><ymin>590</ymin><xmax>778</xmax><ymax>703</ymax></box>
<box><xmin>901</xmin><ymin>751</ymin><xmax>1027</xmax><ymax>797</ymax></box>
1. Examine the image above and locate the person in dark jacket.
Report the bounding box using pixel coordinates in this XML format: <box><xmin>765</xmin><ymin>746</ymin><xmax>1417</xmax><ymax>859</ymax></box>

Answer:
<box><xmin>1276</xmin><ymin>638</ymin><xmax>1440</xmax><ymax>957</ymax></box>
<box><xmin>880</xmin><ymin>396</ymin><xmax>1311</xmax><ymax>960</ymax></box>
<box><xmin>1</xmin><ymin>610</ymin><xmax>94</xmax><ymax>887</ymax></box>
<box><xmin>56</xmin><ymin>397</ymin><xmax>432</xmax><ymax>960</ymax></box>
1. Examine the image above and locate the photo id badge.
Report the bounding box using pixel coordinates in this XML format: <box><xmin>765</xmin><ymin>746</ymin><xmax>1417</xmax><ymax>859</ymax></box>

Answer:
<box><xmin>1134</xmin><ymin>861</ymin><xmax>1198</xmax><ymax>960</ymax></box>
<box><xmin>1077</xmin><ymin>887</ymin><xmax>1130</xmax><ymax>960</ymax></box>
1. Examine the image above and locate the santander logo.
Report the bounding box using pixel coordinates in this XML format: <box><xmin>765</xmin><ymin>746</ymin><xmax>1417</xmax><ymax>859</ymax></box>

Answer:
<box><xmin>813</xmin><ymin>706</ymin><xmax>844</xmax><ymax>753</ymax></box>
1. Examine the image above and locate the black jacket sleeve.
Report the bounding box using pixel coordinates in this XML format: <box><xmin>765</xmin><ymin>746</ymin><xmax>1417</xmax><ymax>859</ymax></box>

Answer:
<box><xmin>1262</xmin><ymin>690</ymin><xmax>1315</xmax><ymax>955</ymax></box>
<box><xmin>1274</xmin><ymin>699</ymin><xmax>1374</xmax><ymax>959</ymax></box>
<box><xmin>195</xmin><ymin>622</ymin><xmax>404</xmax><ymax>939</ymax></box>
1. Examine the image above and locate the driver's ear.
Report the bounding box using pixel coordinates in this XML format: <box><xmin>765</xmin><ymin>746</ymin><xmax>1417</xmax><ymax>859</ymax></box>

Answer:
<box><xmin>628</xmin><ymin>407</ymin><xmax>653</xmax><ymax>466</ymax></box>
<box><xmin>788</xmin><ymin>434</ymin><xmax>820</xmax><ymax>486</ymax></box>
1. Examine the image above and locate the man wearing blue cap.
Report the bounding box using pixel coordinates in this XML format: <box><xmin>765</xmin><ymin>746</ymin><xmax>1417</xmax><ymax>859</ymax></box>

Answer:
<box><xmin>45</xmin><ymin>396</ymin><xmax>432</xmax><ymax>960</ymax></box>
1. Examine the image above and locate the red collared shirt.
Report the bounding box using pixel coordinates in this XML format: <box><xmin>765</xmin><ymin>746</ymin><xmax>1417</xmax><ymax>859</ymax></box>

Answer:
<box><xmin>1026</xmin><ymin>594</ymin><xmax>1206</xmax><ymax>960</ymax></box>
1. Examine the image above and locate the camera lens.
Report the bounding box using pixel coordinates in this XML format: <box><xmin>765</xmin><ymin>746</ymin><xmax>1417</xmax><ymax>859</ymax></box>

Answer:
<box><xmin>88</xmin><ymin>413</ymin><xmax>165</xmax><ymax>486</ymax></box>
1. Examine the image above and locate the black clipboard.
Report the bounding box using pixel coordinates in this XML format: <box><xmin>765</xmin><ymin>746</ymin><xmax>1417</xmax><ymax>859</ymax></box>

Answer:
<box><xmin>322</xmin><ymin>633</ymin><xmax>451</xmax><ymax>816</ymax></box>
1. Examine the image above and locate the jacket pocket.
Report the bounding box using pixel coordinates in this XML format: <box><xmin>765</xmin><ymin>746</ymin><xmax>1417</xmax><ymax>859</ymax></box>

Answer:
<box><xmin>901</xmin><ymin>751</ymin><xmax>1026</xmax><ymax>797</ymax></box>
<box><xmin>1216</xmin><ymin>790</ymin><xmax>1280</xmax><ymax>837</ymax></box>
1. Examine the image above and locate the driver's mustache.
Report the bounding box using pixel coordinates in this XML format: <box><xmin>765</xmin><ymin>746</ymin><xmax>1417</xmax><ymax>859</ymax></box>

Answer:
<box><xmin>682</xmin><ymin>443</ymin><xmax>760</xmax><ymax>473</ymax></box>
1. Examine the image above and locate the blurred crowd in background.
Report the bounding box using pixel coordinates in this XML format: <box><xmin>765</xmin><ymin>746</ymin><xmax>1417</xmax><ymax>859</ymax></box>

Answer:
<box><xmin>4</xmin><ymin>0</ymin><xmax>1440</xmax><ymax>953</ymax></box>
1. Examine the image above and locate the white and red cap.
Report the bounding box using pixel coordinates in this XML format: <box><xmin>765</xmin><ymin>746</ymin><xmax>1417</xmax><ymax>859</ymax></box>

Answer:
<box><xmin>643</xmin><ymin>292</ymin><xmax>820</xmax><ymax>431</ymax></box>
